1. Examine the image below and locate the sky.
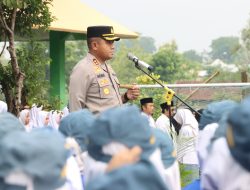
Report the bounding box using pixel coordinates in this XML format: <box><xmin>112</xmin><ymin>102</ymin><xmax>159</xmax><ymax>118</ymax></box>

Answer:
<box><xmin>81</xmin><ymin>0</ymin><xmax>250</xmax><ymax>52</ymax></box>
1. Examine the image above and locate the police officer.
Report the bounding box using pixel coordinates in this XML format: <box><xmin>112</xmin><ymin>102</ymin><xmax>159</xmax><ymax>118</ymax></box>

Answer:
<box><xmin>69</xmin><ymin>26</ymin><xmax>140</xmax><ymax>114</ymax></box>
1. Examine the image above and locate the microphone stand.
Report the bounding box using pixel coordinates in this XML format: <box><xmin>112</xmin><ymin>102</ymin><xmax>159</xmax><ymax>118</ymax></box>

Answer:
<box><xmin>135</xmin><ymin>64</ymin><xmax>201</xmax><ymax>116</ymax></box>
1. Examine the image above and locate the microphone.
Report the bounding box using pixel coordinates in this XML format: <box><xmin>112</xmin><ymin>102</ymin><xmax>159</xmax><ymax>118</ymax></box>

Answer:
<box><xmin>127</xmin><ymin>53</ymin><xmax>154</xmax><ymax>72</ymax></box>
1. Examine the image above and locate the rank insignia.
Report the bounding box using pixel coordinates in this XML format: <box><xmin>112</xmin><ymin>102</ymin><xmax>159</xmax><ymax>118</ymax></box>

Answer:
<box><xmin>93</xmin><ymin>59</ymin><xmax>99</xmax><ymax>65</ymax></box>
<box><xmin>103</xmin><ymin>88</ymin><xmax>110</xmax><ymax>95</ymax></box>
<box><xmin>94</xmin><ymin>66</ymin><xmax>102</xmax><ymax>73</ymax></box>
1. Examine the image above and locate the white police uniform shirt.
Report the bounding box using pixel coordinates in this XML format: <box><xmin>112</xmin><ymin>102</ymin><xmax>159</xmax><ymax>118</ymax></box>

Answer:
<box><xmin>141</xmin><ymin>112</ymin><xmax>156</xmax><ymax>128</ymax></box>
<box><xmin>201</xmin><ymin>137</ymin><xmax>250</xmax><ymax>190</ymax></box>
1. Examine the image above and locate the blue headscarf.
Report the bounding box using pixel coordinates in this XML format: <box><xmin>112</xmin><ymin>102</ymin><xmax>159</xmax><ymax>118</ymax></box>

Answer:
<box><xmin>87</xmin><ymin>105</ymin><xmax>157</xmax><ymax>162</ymax></box>
<box><xmin>0</xmin><ymin>112</ymin><xmax>24</xmax><ymax>140</ymax></box>
<box><xmin>59</xmin><ymin>109</ymin><xmax>95</xmax><ymax>152</ymax></box>
<box><xmin>0</xmin><ymin>129</ymin><xmax>68</xmax><ymax>190</ymax></box>
<box><xmin>199</xmin><ymin>100</ymin><xmax>237</xmax><ymax>130</ymax></box>
<box><xmin>226</xmin><ymin>96</ymin><xmax>250</xmax><ymax>172</ymax></box>
<box><xmin>153</xmin><ymin>128</ymin><xmax>176</xmax><ymax>169</ymax></box>
<box><xmin>86</xmin><ymin>160</ymin><xmax>168</xmax><ymax>190</ymax></box>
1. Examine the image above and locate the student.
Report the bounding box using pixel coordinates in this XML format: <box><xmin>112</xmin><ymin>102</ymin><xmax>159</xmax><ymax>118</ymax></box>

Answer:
<box><xmin>174</xmin><ymin>108</ymin><xmax>199</xmax><ymax>185</ymax></box>
<box><xmin>0</xmin><ymin>100</ymin><xmax>7</xmax><ymax>113</ymax></box>
<box><xmin>85</xmin><ymin>105</ymin><xmax>167</xmax><ymax>188</ymax></box>
<box><xmin>0</xmin><ymin>129</ymin><xmax>68</xmax><ymax>190</ymax></box>
<box><xmin>153</xmin><ymin>128</ymin><xmax>181</xmax><ymax>190</ymax></box>
<box><xmin>19</xmin><ymin>109</ymin><xmax>32</xmax><ymax>132</ymax></box>
<box><xmin>87</xmin><ymin>160</ymin><xmax>168</xmax><ymax>190</ymax></box>
<box><xmin>201</xmin><ymin>97</ymin><xmax>250</xmax><ymax>190</ymax></box>
<box><xmin>156</xmin><ymin>101</ymin><xmax>177</xmax><ymax>147</ymax></box>
<box><xmin>140</xmin><ymin>97</ymin><xmax>156</xmax><ymax>128</ymax></box>
<box><xmin>59</xmin><ymin>109</ymin><xmax>96</xmax><ymax>189</ymax></box>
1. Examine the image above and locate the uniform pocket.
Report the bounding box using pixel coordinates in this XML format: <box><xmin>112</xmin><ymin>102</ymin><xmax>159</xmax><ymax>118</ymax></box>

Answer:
<box><xmin>97</xmin><ymin>78</ymin><xmax>113</xmax><ymax>98</ymax></box>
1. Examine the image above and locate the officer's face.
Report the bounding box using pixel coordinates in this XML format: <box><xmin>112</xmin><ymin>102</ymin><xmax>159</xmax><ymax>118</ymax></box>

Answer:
<box><xmin>96</xmin><ymin>38</ymin><xmax>115</xmax><ymax>61</ymax></box>
<box><xmin>143</xmin><ymin>103</ymin><xmax>154</xmax><ymax>115</ymax></box>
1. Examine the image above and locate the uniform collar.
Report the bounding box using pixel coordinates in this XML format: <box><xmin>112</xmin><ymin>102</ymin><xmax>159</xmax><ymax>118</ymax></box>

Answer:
<box><xmin>87</xmin><ymin>52</ymin><xmax>107</xmax><ymax>66</ymax></box>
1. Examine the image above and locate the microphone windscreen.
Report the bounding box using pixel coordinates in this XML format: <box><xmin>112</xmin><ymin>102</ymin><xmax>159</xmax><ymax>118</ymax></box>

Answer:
<box><xmin>127</xmin><ymin>52</ymin><xmax>134</xmax><ymax>60</ymax></box>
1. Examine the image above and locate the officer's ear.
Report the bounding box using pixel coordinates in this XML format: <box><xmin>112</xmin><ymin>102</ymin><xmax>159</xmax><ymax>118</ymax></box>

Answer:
<box><xmin>87</xmin><ymin>37</ymin><xmax>99</xmax><ymax>50</ymax></box>
<box><xmin>92</xmin><ymin>41</ymin><xmax>98</xmax><ymax>50</ymax></box>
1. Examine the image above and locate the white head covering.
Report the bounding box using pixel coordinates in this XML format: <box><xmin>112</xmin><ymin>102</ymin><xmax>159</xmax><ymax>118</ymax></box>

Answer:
<box><xmin>174</xmin><ymin>109</ymin><xmax>199</xmax><ymax>135</ymax></box>
<box><xmin>0</xmin><ymin>101</ymin><xmax>8</xmax><ymax>113</ymax></box>
<box><xmin>174</xmin><ymin>109</ymin><xmax>199</xmax><ymax>165</ymax></box>
<box><xmin>37</xmin><ymin>110</ymin><xmax>49</xmax><ymax>127</ymax></box>
<box><xmin>48</xmin><ymin>111</ymin><xmax>60</xmax><ymax>130</ymax></box>
<box><xmin>19</xmin><ymin>109</ymin><xmax>30</xmax><ymax>126</ymax></box>
<box><xmin>62</xmin><ymin>107</ymin><xmax>69</xmax><ymax>118</ymax></box>
<box><xmin>29</xmin><ymin>104</ymin><xmax>41</xmax><ymax>128</ymax></box>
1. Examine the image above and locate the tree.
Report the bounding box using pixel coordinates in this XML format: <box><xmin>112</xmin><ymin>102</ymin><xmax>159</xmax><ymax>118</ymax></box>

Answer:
<box><xmin>234</xmin><ymin>18</ymin><xmax>250</xmax><ymax>72</ymax></box>
<box><xmin>118</xmin><ymin>36</ymin><xmax>156</xmax><ymax>54</ymax></box>
<box><xmin>150</xmin><ymin>41</ymin><xmax>181</xmax><ymax>83</ymax></box>
<box><xmin>0</xmin><ymin>0</ymin><xmax>54</xmax><ymax>115</ymax></box>
<box><xmin>111</xmin><ymin>39</ymin><xmax>152</xmax><ymax>84</ymax></box>
<box><xmin>17</xmin><ymin>42</ymin><xmax>52</xmax><ymax>106</ymax></box>
<box><xmin>65</xmin><ymin>40</ymin><xmax>88</xmax><ymax>88</ymax></box>
<box><xmin>209</xmin><ymin>36</ymin><xmax>240</xmax><ymax>63</ymax></box>
<box><xmin>150</xmin><ymin>41</ymin><xmax>201</xmax><ymax>83</ymax></box>
<box><xmin>183</xmin><ymin>50</ymin><xmax>202</xmax><ymax>63</ymax></box>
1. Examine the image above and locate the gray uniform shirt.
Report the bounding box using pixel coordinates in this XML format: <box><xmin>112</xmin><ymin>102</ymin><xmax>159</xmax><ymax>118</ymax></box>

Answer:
<box><xmin>69</xmin><ymin>53</ymin><xmax>123</xmax><ymax>114</ymax></box>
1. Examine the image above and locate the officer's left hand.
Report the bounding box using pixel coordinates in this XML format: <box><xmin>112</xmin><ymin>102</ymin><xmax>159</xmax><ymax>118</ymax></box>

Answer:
<box><xmin>126</xmin><ymin>84</ymin><xmax>140</xmax><ymax>100</ymax></box>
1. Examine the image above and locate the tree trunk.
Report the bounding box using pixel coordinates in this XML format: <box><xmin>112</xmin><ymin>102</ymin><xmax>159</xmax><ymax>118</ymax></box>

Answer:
<box><xmin>7</xmin><ymin>32</ymin><xmax>25</xmax><ymax>116</ymax></box>
<box><xmin>0</xmin><ymin>8</ymin><xmax>25</xmax><ymax>116</ymax></box>
<box><xmin>241</xmin><ymin>71</ymin><xmax>248</xmax><ymax>99</ymax></box>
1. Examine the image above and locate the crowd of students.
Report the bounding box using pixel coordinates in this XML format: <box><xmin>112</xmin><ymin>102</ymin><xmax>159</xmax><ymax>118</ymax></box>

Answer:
<box><xmin>0</xmin><ymin>96</ymin><xmax>250</xmax><ymax>190</ymax></box>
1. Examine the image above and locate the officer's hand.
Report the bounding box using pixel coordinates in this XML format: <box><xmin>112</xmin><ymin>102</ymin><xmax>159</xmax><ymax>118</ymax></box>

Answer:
<box><xmin>126</xmin><ymin>84</ymin><xmax>140</xmax><ymax>100</ymax></box>
<box><xmin>105</xmin><ymin>146</ymin><xmax>142</xmax><ymax>172</ymax></box>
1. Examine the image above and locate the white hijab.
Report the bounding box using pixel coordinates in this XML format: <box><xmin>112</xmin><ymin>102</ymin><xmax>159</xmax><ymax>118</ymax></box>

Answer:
<box><xmin>29</xmin><ymin>105</ymin><xmax>42</xmax><ymax>128</ymax></box>
<box><xmin>0</xmin><ymin>100</ymin><xmax>8</xmax><ymax>113</ymax></box>
<box><xmin>19</xmin><ymin>109</ymin><xmax>29</xmax><ymax>125</ymax></box>
<box><xmin>37</xmin><ymin>110</ymin><xmax>49</xmax><ymax>127</ymax></box>
<box><xmin>174</xmin><ymin>109</ymin><xmax>199</xmax><ymax>135</ymax></box>
<box><xmin>48</xmin><ymin>111</ymin><xmax>60</xmax><ymax>130</ymax></box>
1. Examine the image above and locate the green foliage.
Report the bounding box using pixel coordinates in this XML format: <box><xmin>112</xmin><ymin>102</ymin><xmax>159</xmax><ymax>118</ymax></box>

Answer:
<box><xmin>111</xmin><ymin>40</ymin><xmax>152</xmax><ymax>84</ymax></box>
<box><xmin>183</xmin><ymin>50</ymin><xmax>202</xmax><ymax>63</ymax></box>
<box><xmin>209</xmin><ymin>36</ymin><xmax>240</xmax><ymax>63</ymax></box>
<box><xmin>1</xmin><ymin>0</ymin><xmax>55</xmax><ymax>36</ymax></box>
<box><xmin>179</xmin><ymin>164</ymin><xmax>195</xmax><ymax>187</ymax></box>
<box><xmin>0</xmin><ymin>62</ymin><xmax>14</xmax><ymax>90</ymax></box>
<box><xmin>65</xmin><ymin>40</ymin><xmax>88</xmax><ymax>88</ymax></box>
<box><xmin>16</xmin><ymin>42</ymin><xmax>51</xmax><ymax>107</ymax></box>
<box><xmin>117</xmin><ymin>36</ymin><xmax>156</xmax><ymax>53</ymax></box>
<box><xmin>150</xmin><ymin>41</ymin><xmax>181</xmax><ymax>83</ymax></box>
<box><xmin>241</xmin><ymin>18</ymin><xmax>250</xmax><ymax>51</ymax></box>
<box><xmin>132</xmin><ymin>74</ymin><xmax>168</xmax><ymax>120</ymax></box>
<box><xmin>150</xmin><ymin>41</ymin><xmax>200</xmax><ymax>83</ymax></box>
<box><xmin>2</xmin><ymin>0</ymin><xmax>27</xmax><ymax>8</ymax></box>
<box><xmin>233</xmin><ymin>18</ymin><xmax>250</xmax><ymax>73</ymax></box>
